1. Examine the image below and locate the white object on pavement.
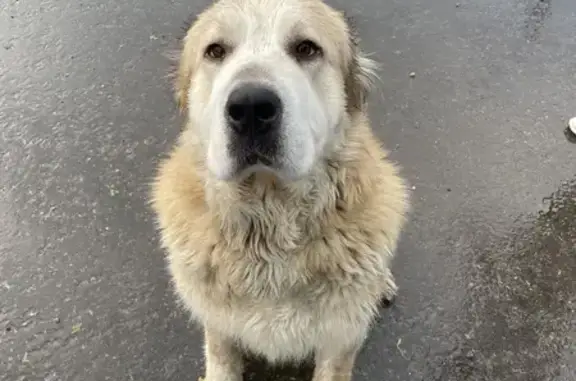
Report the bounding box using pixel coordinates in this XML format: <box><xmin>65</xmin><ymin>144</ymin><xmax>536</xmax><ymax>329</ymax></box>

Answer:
<box><xmin>569</xmin><ymin>117</ymin><xmax>576</xmax><ymax>135</ymax></box>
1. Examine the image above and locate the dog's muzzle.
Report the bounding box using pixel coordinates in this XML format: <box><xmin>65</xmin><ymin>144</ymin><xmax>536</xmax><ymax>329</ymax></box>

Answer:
<box><xmin>225</xmin><ymin>83</ymin><xmax>282</xmax><ymax>168</ymax></box>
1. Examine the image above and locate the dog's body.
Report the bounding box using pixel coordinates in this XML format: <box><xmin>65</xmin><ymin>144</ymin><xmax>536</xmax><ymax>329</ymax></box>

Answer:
<box><xmin>151</xmin><ymin>0</ymin><xmax>409</xmax><ymax>380</ymax></box>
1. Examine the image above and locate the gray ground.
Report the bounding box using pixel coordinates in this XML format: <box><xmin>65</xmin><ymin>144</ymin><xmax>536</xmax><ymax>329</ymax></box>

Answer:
<box><xmin>1</xmin><ymin>0</ymin><xmax>576</xmax><ymax>380</ymax></box>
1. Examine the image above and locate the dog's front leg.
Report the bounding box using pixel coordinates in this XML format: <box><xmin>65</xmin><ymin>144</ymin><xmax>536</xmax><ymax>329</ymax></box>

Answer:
<box><xmin>203</xmin><ymin>327</ymin><xmax>243</xmax><ymax>381</ymax></box>
<box><xmin>312</xmin><ymin>346</ymin><xmax>360</xmax><ymax>381</ymax></box>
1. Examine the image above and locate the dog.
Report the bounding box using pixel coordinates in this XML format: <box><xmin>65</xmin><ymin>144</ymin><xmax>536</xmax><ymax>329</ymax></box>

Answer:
<box><xmin>151</xmin><ymin>0</ymin><xmax>409</xmax><ymax>380</ymax></box>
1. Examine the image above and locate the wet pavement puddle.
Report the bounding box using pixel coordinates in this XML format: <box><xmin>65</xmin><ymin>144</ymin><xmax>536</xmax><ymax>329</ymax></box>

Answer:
<box><xmin>425</xmin><ymin>178</ymin><xmax>576</xmax><ymax>381</ymax></box>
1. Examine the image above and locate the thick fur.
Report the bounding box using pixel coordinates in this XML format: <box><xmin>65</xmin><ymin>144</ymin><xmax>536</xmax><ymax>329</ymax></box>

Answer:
<box><xmin>151</xmin><ymin>1</ymin><xmax>409</xmax><ymax>380</ymax></box>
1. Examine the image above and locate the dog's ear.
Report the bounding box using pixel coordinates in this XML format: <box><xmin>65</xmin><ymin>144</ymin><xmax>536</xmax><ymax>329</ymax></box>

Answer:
<box><xmin>174</xmin><ymin>44</ymin><xmax>191</xmax><ymax>112</ymax></box>
<box><xmin>172</xmin><ymin>13</ymin><xmax>200</xmax><ymax>113</ymax></box>
<box><xmin>344</xmin><ymin>17</ymin><xmax>379</xmax><ymax>112</ymax></box>
<box><xmin>173</xmin><ymin>34</ymin><xmax>197</xmax><ymax>113</ymax></box>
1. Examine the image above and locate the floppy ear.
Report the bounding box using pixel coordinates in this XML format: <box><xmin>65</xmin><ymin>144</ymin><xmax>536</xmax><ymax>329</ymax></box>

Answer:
<box><xmin>173</xmin><ymin>35</ymin><xmax>196</xmax><ymax>113</ymax></box>
<box><xmin>171</xmin><ymin>13</ymin><xmax>201</xmax><ymax>113</ymax></box>
<box><xmin>174</xmin><ymin>43</ymin><xmax>192</xmax><ymax>112</ymax></box>
<box><xmin>344</xmin><ymin>18</ymin><xmax>379</xmax><ymax>112</ymax></box>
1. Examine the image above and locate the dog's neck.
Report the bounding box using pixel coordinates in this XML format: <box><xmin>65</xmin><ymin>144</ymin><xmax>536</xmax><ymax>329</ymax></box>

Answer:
<box><xmin>201</xmin><ymin>160</ymin><xmax>337</xmax><ymax>251</ymax></box>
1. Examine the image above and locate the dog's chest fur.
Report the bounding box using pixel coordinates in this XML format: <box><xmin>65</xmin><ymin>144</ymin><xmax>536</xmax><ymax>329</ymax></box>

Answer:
<box><xmin>206</xmin><ymin>175</ymin><xmax>388</xmax><ymax>301</ymax></box>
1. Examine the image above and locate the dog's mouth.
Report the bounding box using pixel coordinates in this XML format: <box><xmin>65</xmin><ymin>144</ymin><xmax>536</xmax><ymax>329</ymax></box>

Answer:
<box><xmin>243</xmin><ymin>152</ymin><xmax>273</xmax><ymax>167</ymax></box>
<box><xmin>229</xmin><ymin>136</ymin><xmax>280</xmax><ymax>172</ymax></box>
<box><xmin>228</xmin><ymin>146</ymin><xmax>285</xmax><ymax>181</ymax></box>
<box><xmin>235</xmin><ymin>151</ymin><xmax>277</xmax><ymax>175</ymax></box>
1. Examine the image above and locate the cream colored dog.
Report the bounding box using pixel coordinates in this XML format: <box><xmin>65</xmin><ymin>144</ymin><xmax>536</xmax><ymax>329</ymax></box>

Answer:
<box><xmin>151</xmin><ymin>0</ymin><xmax>409</xmax><ymax>380</ymax></box>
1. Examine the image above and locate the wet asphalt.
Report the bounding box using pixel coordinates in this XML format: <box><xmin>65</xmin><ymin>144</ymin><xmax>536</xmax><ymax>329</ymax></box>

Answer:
<box><xmin>1</xmin><ymin>0</ymin><xmax>576</xmax><ymax>380</ymax></box>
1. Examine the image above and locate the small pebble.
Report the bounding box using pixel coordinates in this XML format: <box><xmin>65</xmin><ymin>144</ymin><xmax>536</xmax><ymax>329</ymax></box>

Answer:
<box><xmin>569</xmin><ymin>117</ymin><xmax>576</xmax><ymax>135</ymax></box>
<box><xmin>409</xmin><ymin>72</ymin><xmax>416</xmax><ymax>78</ymax></box>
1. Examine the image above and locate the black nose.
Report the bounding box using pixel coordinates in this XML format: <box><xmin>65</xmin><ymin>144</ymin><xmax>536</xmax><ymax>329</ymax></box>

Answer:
<box><xmin>226</xmin><ymin>84</ymin><xmax>282</xmax><ymax>135</ymax></box>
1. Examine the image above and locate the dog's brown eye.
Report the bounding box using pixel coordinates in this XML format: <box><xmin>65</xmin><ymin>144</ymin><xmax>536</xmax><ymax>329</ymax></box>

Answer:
<box><xmin>205</xmin><ymin>43</ymin><xmax>226</xmax><ymax>61</ymax></box>
<box><xmin>293</xmin><ymin>40</ymin><xmax>321</xmax><ymax>60</ymax></box>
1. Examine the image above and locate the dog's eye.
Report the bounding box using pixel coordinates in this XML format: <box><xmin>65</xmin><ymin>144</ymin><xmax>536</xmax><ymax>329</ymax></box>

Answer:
<box><xmin>292</xmin><ymin>40</ymin><xmax>321</xmax><ymax>60</ymax></box>
<box><xmin>205</xmin><ymin>43</ymin><xmax>226</xmax><ymax>61</ymax></box>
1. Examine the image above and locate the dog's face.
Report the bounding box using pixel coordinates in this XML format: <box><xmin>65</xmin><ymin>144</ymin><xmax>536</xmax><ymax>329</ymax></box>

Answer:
<box><xmin>176</xmin><ymin>0</ymin><xmax>376</xmax><ymax>181</ymax></box>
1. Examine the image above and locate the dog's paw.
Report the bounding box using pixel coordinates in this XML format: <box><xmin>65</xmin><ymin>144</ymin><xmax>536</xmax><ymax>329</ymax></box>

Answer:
<box><xmin>380</xmin><ymin>273</ymin><xmax>398</xmax><ymax>308</ymax></box>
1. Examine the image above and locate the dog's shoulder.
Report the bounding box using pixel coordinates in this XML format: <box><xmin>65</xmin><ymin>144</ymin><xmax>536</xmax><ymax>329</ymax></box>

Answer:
<box><xmin>299</xmin><ymin>117</ymin><xmax>408</xmax><ymax>277</ymax></box>
<box><xmin>151</xmin><ymin>142</ymin><xmax>217</xmax><ymax>254</ymax></box>
<box><xmin>333</xmin><ymin>115</ymin><xmax>409</xmax><ymax>233</ymax></box>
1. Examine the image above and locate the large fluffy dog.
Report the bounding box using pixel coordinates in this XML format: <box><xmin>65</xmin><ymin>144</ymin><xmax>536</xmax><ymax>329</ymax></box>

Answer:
<box><xmin>151</xmin><ymin>0</ymin><xmax>409</xmax><ymax>380</ymax></box>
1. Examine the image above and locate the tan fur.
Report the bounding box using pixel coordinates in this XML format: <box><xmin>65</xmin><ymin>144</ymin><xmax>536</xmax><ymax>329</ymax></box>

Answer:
<box><xmin>151</xmin><ymin>1</ymin><xmax>409</xmax><ymax>380</ymax></box>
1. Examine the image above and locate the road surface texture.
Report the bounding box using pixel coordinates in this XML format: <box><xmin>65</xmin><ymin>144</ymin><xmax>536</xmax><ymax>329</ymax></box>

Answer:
<box><xmin>1</xmin><ymin>0</ymin><xmax>575</xmax><ymax>380</ymax></box>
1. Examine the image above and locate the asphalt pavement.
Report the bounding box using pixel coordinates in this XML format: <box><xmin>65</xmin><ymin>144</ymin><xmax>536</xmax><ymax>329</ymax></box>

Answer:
<box><xmin>1</xmin><ymin>0</ymin><xmax>575</xmax><ymax>380</ymax></box>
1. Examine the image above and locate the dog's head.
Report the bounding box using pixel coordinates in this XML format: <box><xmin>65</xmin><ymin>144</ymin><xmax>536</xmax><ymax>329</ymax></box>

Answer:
<box><xmin>175</xmin><ymin>0</ymin><xmax>377</xmax><ymax>181</ymax></box>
